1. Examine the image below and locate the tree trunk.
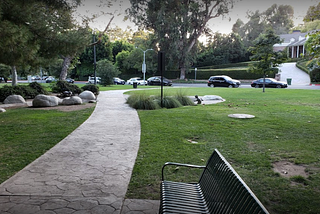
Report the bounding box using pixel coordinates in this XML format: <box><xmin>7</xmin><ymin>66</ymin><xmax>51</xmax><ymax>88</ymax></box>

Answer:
<box><xmin>60</xmin><ymin>56</ymin><xmax>72</xmax><ymax>81</ymax></box>
<box><xmin>180</xmin><ymin>67</ymin><xmax>186</xmax><ymax>80</ymax></box>
<box><xmin>11</xmin><ymin>65</ymin><xmax>18</xmax><ymax>86</ymax></box>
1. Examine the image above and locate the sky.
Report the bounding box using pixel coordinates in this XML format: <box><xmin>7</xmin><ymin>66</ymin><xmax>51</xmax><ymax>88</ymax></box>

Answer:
<box><xmin>76</xmin><ymin>0</ymin><xmax>319</xmax><ymax>34</ymax></box>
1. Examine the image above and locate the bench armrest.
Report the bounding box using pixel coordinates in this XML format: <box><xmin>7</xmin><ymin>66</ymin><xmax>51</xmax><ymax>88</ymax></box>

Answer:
<box><xmin>161</xmin><ymin>162</ymin><xmax>206</xmax><ymax>181</ymax></box>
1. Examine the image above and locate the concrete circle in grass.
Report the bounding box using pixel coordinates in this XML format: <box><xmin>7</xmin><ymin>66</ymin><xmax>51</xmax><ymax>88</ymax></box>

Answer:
<box><xmin>228</xmin><ymin>114</ymin><xmax>255</xmax><ymax>119</ymax></box>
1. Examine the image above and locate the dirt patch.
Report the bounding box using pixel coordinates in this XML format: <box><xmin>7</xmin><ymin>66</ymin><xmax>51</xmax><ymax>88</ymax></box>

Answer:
<box><xmin>273</xmin><ymin>161</ymin><xmax>308</xmax><ymax>178</ymax></box>
<box><xmin>1</xmin><ymin>99</ymin><xmax>96</xmax><ymax>112</ymax></box>
<box><xmin>29</xmin><ymin>102</ymin><xmax>96</xmax><ymax>112</ymax></box>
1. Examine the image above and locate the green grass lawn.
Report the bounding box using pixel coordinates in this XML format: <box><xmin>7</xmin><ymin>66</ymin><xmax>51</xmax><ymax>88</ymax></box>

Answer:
<box><xmin>125</xmin><ymin>87</ymin><xmax>320</xmax><ymax>214</ymax></box>
<box><xmin>0</xmin><ymin>106</ymin><xmax>94</xmax><ymax>184</ymax></box>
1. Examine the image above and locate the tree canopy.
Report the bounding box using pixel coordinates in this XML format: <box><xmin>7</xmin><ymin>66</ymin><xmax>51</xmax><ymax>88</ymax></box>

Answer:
<box><xmin>128</xmin><ymin>0</ymin><xmax>234</xmax><ymax>79</ymax></box>
<box><xmin>248</xmin><ymin>29</ymin><xmax>286</xmax><ymax>91</ymax></box>
<box><xmin>0</xmin><ymin>0</ymin><xmax>90</xmax><ymax>85</ymax></box>
<box><xmin>233</xmin><ymin>4</ymin><xmax>294</xmax><ymax>48</ymax></box>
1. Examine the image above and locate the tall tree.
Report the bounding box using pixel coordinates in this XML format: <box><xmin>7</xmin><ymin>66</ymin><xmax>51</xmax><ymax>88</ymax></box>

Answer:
<box><xmin>248</xmin><ymin>29</ymin><xmax>286</xmax><ymax>92</ymax></box>
<box><xmin>304</xmin><ymin>2</ymin><xmax>320</xmax><ymax>21</ymax></box>
<box><xmin>233</xmin><ymin>4</ymin><xmax>294</xmax><ymax>49</ymax></box>
<box><xmin>0</xmin><ymin>0</ymin><xmax>83</xmax><ymax>85</ymax></box>
<box><xmin>304</xmin><ymin>3</ymin><xmax>320</xmax><ymax>81</ymax></box>
<box><xmin>233</xmin><ymin>10</ymin><xmax>266</xmax><ymax>48</ymax></box>
<box><xmin>263</xmin><ymin>4</ymin><xmax>294</xmax><ymax>35</ymax></box>
<box><xmin>196</xmin><ymin>32</ymin><xmax>247</xmax><ymax>67</ymax></box>
<box><xmin>128</xmin><ymin>0</ymin><xmax>234</xmax><ymax>79</ymax></box>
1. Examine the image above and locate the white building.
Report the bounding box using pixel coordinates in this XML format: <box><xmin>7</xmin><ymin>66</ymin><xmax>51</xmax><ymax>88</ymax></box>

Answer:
<box><xmin>273</xmin><ymin>30</ymin><xmax>308</xmax><ymax>58</ymax></box>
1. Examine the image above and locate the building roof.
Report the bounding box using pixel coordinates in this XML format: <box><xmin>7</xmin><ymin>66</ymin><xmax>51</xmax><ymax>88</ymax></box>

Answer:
<box><xmin>274</xmin><ymin>30</ymin><xmax>308</xmax><ymax>48</ymax></box>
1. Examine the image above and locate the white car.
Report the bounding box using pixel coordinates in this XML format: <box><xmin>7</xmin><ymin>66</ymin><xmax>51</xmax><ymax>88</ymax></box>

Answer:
<box><xmin>88</xmin><ymin>76</ymin><xmax>101</xmax><ymax>84</ymax></box>
<box><xmin>126</xmin><ymin>77</ymin><xmax>147</xmax><ymax>85</ymax></box>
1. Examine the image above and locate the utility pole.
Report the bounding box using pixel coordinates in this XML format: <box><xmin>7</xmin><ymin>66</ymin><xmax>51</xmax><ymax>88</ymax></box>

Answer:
<box><xmin>136</xmin><ymin>47</ymin><xmax>153</xmax><ymax>85</ymax></box>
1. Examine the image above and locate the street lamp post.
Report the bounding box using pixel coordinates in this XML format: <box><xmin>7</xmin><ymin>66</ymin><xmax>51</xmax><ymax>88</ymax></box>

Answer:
<box><xmin>136</xmin><ymin>47</ymin><xmax>153</xmax><ymax>85</ymax></box>
<box><xmin>93</xmin><ymin>31</ymin><xmax>97</xmax><ymax>85</ymax></box>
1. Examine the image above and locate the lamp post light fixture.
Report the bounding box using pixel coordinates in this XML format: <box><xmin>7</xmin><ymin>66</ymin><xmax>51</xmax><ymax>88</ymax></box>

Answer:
<box><xmin>136</xmin><ymin>47</ymin><xmax>153</xmax><ymax>85</ymax></box>
<box><xmin>93</xmin><ymin>31</ymin><xmax>97</xmax><ymax>85</ymax></box>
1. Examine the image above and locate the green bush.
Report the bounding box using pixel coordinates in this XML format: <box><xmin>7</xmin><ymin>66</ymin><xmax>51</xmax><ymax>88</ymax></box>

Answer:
<box><xmin>81</xmin><ymin>84</ymin><xmax>100</xmax><ymax>95</ymax></box>
<box><xmin>0</xmin><ymin>83</ymin><xmax>46</xmax><ymax>102</ymax></box>
<box><xmin>126</xmin><ymin>91</ymin><xmax>195</xmax><ymax>110</ymax></box>
<box><xmin>126</xmin><ymin>93</ymin><xmax>160</xmax><ymax>110</ymax></box>
<box><xmin>155</xmin><ymin>96</ymin><xmax>182</xmax><ymax>109</ymax></box>
<box><xmin>29</xmin><ymin>82</ymin><xmax>48</xmax><ymax>95</ymax></box>
<box><xmin>51</xmin><ymin>81</ymin><xmax>82</xmax><ymax>95</ymax></box>
<box><xmin>97</xmin><ymin>59</ymin><xmax>120</xmax><ymax>86</ymax></box>
<box><xmin>174</xmin><ymin>90</ymin><xmax>196</xmax><ymax>106</ymax></box>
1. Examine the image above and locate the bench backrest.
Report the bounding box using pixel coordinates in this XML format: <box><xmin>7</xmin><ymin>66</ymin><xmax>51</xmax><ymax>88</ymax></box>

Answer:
<box><xmin>199</xmin><ymin>149</ymin><xmax>269</xmax><ymax>214</ymax></box>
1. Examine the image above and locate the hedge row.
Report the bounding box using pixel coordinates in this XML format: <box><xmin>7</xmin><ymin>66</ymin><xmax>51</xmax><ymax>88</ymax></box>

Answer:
<box><xmin>0</xmin><ymin>82</ymin><xmax>48</xmax><ymax>102</ymax></box>
<box><xmin>163</xmin><ymin>68</ymin><xmax>276</xmax><ymax>80</ymax></box>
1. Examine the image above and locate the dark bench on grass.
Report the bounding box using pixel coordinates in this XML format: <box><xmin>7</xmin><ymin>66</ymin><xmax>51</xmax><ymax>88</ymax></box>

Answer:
<box><xmin>159</xmin><ymin>149</ymin><xmax>269</xmax><ymax>214</ymax></box>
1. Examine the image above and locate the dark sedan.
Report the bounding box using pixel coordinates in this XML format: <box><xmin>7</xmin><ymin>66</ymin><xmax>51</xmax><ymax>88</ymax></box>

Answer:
<box><xmin>207</xmin><ymin>75</ymin><xmax>240</xmax><ymax>88</ymax></box>
<box><xmin>147</xmin><ymin>76</ymin><xmax>172</xmax><ymax>86</ymax></box>
<box><xmin>251</xmin><ymin>78</ymin><xmax>288</xmax><ymax>88</ymax></box>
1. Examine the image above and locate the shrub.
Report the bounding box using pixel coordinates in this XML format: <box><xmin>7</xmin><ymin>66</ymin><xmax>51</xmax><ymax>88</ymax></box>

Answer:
<box><xmin>97</xmin><ymin>59</ymin><xmax>120</xmax><ymax>86</ymax></box>
<box><xmin>51</xmin><ymin>81</ymin><xmax>82</xmax><ymax>95</ymax></box>
<box><xmin>126</xmin><ymin>91</ymin><xmax>195</xmax><ymax>110</ymax></box>
<box><xmin>126</xmin><ymin>93</ymin><xmax>160</xmax><ymax>110</ymax></box>
<box><xmin>81</xmin><ymin>84</ymin><xmax>100</xmax><ymax>95</ymax></box>
<box><xmin>0</xmin><ymin>83</ymin><xmax>44</xmax><ymax>102</ymax></box>
<box><xmin>28</xmin><ymin>82</ymin><xmax>48</xmax><ymax>95</ymax></box>
<box><xmin>174</xmin><ymin>90</ymin><xmax>195</xmax><ymax>106</ymax></box>
<box><xmin>155</xmin><ymin>96</ymin><xmax>182</xmax><ymax>109</ymax></box>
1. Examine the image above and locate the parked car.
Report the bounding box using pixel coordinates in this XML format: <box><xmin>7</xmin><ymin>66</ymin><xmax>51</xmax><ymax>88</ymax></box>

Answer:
<box><xmin>66</xmin><ymin>78</ymin><xmax>74</xmax><ymax>83</ymax></box>
<box><xmin>88</xmin><ymin>76</ymin><xmax>101</xmax><ymax>84</ymax></box>
<box><xmin>126</xmin><ymin>77</ymin><xmax>147</xmax><ymax>85</ymax></box>
<box><xmin>251</xmin><ymin>78</ymin><xmax>288</xmax><ymax>88</ymax></box>
<box><xmin>147</xmin><ymin>76</ymin><xmax>172</xmax><ymax>86</ymax></box>
<box><xmin>113</xmin><ymin>77</ymin><xmax>125</xmax><ymax>85</ymax></box>
<box><xmin>207</xmin><ymin>75</ymin><xmax>241</xmax><ymax>88</ymax></box>
<box><xmin>45</xmin><ymin>76</ymin><xmax>56</xmax><ymax>83</ymax></box>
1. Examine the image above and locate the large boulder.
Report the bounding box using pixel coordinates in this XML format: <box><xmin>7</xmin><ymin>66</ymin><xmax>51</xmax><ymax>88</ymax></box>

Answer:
<box><xmin>61</xmin><ymin>96</ymin><xmax>83</xmax><ymax>105</ymax></box>
<box><xmin>32</xmin><ymin>94</ymin><xmax>59</xmax><ymax>107</ymax></box>
<box><xmin>79</xmin><ymin>90</ymin><xmax>96</xmax><ymax>101</ymax></box>
<box><xmin>4</xmin><ymin>95</ymin><xmax>26</xmax><ymax>104</ymax></box>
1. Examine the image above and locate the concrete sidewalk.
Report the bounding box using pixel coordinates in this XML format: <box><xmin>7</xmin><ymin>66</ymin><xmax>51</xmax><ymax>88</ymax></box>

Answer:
<box><xmin>278</xmin><ymin>63</ymin><xmax>311</xmax><ymax>85</ymax></box>
<box><xmin>0</xmin><ymin>90</ymin><xmax>159</xmax><ymax>214</ymax></box>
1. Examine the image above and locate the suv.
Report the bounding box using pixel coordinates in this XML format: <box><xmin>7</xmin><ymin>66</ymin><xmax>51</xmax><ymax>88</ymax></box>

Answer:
<box><xmin>207</xmin><ymin>75</ymin><xmax>241</xmax><ymax>88</ymax></box>
<box><xmin>88</xmin><ymin>76</ymin><xmax>101</xmax><ymax>84</ymax></box>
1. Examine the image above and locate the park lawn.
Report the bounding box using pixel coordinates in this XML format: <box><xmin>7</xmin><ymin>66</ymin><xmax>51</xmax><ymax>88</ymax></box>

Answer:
<box><xmin>0</xmin><ymin>106</ymin><xmax>94</xmax><ymax>184</ymax></box>
<box><xmin>126</xmin><ymin>87</ymin><xmax>320</xmax><ymax>214</ymax></box>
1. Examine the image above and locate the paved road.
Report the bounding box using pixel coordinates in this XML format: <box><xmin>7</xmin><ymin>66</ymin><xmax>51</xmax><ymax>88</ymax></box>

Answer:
<box><xmin>174</xmin><ymin>63</ymin><xmax>318</xmax><ymax>89</ymax></box>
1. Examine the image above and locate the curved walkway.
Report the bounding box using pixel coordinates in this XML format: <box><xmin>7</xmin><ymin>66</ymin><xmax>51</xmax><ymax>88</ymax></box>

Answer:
<box><xmin>0</xmin><ymin>90</ymin><xmax>157</xmax><ymax>214</ymax></box>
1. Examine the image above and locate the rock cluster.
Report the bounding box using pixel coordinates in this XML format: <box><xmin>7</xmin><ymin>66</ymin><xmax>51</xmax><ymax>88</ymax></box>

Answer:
<box><xmin>1</xmin><ymin>90</ymin><xmax>97</xmax><ymax>109</ymax></box>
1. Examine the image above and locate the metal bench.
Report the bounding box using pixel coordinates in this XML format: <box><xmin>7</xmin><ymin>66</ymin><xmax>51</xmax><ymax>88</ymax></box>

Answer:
<box><xmin>159</xmin><ymin>149</ymin><xmax>269</xmax><ymax>214</ymax></box>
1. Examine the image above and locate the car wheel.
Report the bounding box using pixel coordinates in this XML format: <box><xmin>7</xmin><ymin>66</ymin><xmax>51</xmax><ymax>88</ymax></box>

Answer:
<box><xmin>228</xmin><ymin>85</ymin><xmax>233</xmax><ymax>88</ymax></box>
<box><xmin>209</xmin><ymin>84</ymin><xmax>214</xmax><ymax>88</ymax></box>
<box><xmin>276</xmin><ymin>85</ymin><xmax>281</xmax><ymax>88</ymax></box>
<box><xmin>255</xmin><ymin>85</ymin><xmax>259</xmax><ymax>88</ymax></box>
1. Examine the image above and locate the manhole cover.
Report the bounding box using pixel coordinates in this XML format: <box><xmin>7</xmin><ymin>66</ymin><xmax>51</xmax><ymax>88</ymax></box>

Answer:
<box><xmin>228</xmin><ymin>114</ymin><xmax>255</xmax><ymax>119</ymax></box>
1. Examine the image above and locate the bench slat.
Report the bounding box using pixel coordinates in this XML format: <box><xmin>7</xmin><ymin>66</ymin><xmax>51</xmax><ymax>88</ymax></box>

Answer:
<box><xmin>159</xmin><ymin>149</ymin><xmax>269</xmax><ymax>214</ymax></box>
